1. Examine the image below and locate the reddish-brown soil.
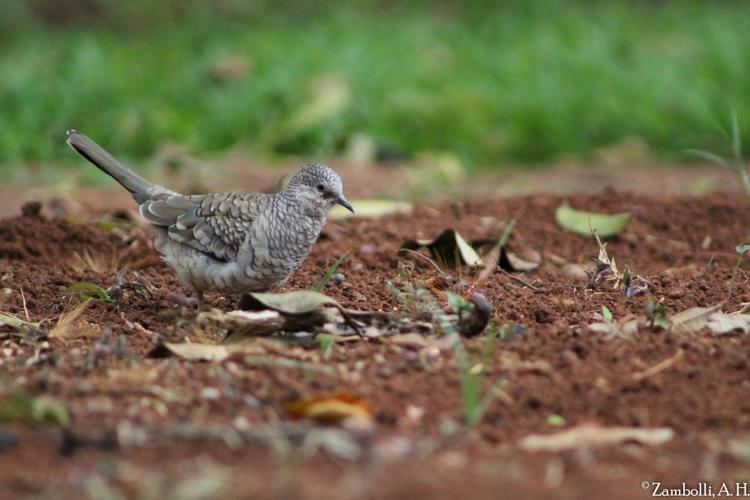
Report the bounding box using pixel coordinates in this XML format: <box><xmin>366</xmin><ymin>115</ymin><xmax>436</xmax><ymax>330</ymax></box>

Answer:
<box><xmin>2</xmin><ymin>190</ymin><xmax>750</xmax><ymax>499</ymax></box>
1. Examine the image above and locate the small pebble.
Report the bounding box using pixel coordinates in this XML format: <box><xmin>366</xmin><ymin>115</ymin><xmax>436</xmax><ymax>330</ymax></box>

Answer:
<box><xmin>233</xmin><ymin>416</ymin><xmax>251</xmax><ymax>431</ymax></box>
<box><xmin>667</xmin><ymin>288</ymin><xmax>684</xmax><ymax>299</ymax></box>
<box><xmin>332</xmin><ymin>273</ymin><xmax>346</xmax><ymax>285</ymax></box>
<box><xmin>20</xmin><ymin>201</ymin><xmax>42</xmax><ymax>217</ymax></box>
<box><xmin>243</xmin><ymin>394</ymin><xmax>261</xmax><ymax>408</ymax></box>
<box><xmin>560</xmin><ymin>263</ymin><xmax>588</xmax><ymax>281</ymax></box>
<box><xmin>0</xmin><ymin>430</ymin><xmax>18</xmax><ymax>452</ymax></box>
<box><xmin>201</xmin><ymin>387</ymin><xmax>221</xmax><ymax>400</ymax></box>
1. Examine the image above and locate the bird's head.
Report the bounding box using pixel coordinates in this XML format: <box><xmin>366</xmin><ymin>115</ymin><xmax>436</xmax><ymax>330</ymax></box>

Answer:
<box><xmin>284</xmin><ymin>163</ymin><xmax>354</xmax><ymax>214</ymax></box>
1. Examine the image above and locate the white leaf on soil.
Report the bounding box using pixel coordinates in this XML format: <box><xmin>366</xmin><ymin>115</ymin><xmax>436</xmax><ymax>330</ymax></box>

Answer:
<box><xmin>706</xmin><ymin>312</ymin><xmax>750</xmax><ymax>335</ymax></box>
<box><xmin>670</xmin><ymin>305</ymin><xmax>722</xmax><ymax>334</ymax></box>
<box><xmin>519</xmin><ymin>424</ymin><xmax>674</xmax><ymax>452</ymax></box>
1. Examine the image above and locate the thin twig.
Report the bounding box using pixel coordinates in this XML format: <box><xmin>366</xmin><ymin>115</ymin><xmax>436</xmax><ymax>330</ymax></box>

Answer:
<box><xmin>498</xmin><ymin>268</ymin><xmax>539</xmax><ymax>291</ymax></box>
<box><xmin>399</xmin><ymin>248</ymin><xmax>446</xmax><ymax>275</ymax></box>
<box><xmin>474</xmin><ymin>219</ymin><xmax>517</xmax><ymax>288</ymax></box>
<box><xmin>632</xmin><ymin>349</ymin><xmax>684</xmax><ymax>381</ymax></box>
<box><xmin>19</xmin><ymin>288</ymin><xmax>30</xmax><ymax>321</ymax></box>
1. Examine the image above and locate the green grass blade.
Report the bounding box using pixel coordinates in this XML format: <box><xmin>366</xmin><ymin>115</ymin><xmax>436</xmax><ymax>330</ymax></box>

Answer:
<box><xmin>684</xmin><ymin>149</ymin><xmax>730</xmax><ymax>168</ymax></box>
<box><xmin>312</xmin><ymin>252</ymin><xmax>350</xmax><ymax>292</ymax></box>
<box><xmin>498</xmin><ymin>219</ymin><xmax>517</xmax><ymax>249</ymax></box>
<box><xmin>731</xmin><ymin>110</ymin><xmax>742</xmax><ymax>163</ymax></box>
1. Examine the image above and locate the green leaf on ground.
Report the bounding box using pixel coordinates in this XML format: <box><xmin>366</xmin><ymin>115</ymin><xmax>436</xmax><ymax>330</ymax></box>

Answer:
<box><xmin>547</xmin><ymin>414</ymin><xmax>566</xmax><ymax>427</ymax></box>
<box><xmin>0</xmin><ymin>392</ymin><xmax>69</xmax><ymax>427</ymax></box>
<box><xmin>0</xmin><ymin>313</ymin><xmax>42</xmax><ymax>331</ymax></box>
<box><xmin>555</xmin><ymin>203</ymin><xmax>631</xmax><ymax>238</ymax></box>
<box><xmin>63</xmin><ymin>282</ymin><xmax>113</xmax><ymax>303</ymax></box>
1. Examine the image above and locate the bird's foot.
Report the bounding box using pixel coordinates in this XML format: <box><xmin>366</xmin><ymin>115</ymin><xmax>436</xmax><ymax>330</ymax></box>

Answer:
<box><xmin>166</xmin><ymin>291</ymin><xmax>204</xmax><ymax>310</ymax></box>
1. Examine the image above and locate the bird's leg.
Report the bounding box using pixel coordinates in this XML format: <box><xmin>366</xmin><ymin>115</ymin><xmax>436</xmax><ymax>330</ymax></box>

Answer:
<box><xmin>192</xmin><ymin>290</ymin><xmax>205</xmax><ymax>309</ymax></box>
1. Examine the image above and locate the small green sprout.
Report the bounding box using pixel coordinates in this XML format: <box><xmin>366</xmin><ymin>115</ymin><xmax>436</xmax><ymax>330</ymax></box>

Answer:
<box><xmin>312</xmin><ymin>252</ymin><xmax>350</xmax><ymax>292</ymax></box>
<box><xmin>318</xmin><ymin>335</ymin><xmax>336</xmax><ymax>360</ymax></box>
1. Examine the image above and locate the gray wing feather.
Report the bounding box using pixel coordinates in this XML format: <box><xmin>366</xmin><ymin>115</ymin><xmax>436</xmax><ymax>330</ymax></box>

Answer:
<box><xmin>140</xmin><ymin>192</ymin><xmax>268</xmax><ymax>261</ymax></box>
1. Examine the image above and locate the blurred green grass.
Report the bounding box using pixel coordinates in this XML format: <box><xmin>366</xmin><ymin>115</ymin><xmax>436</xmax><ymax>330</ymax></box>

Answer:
<box><xmin>1</xmin><ymin>0</ymin><xmax>749</xmax><ymax>175</ymax></box>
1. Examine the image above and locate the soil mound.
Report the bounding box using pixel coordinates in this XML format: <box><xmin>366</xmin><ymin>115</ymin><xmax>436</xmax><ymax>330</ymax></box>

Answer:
<box><xmin>0</xmin><ymin>202</ymin><xmax>121</xmax><ymax>264</ymax></box>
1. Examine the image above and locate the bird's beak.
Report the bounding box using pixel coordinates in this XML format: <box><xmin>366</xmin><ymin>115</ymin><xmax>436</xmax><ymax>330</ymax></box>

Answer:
<box><xmin>336</xmin><ymin>194</ymin><xmax>354</xmax><ymax>213</ymax></box>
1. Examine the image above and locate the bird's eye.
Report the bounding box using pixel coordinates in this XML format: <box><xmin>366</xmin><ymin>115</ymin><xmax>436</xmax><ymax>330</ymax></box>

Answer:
<box><xmin>316</xmin><ymin>183</ymin><xmax>325</xmax><ymax>192</ymax></box>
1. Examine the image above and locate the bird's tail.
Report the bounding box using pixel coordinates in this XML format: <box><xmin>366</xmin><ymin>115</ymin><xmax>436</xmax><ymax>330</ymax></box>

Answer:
<box><xmin>66</xmin><ymin>130</ymin><xmax>171</xmax><ymax>203</ymax></box>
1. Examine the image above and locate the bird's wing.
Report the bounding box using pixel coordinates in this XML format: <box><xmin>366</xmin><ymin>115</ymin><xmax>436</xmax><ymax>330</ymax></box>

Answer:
<box><xmin>140</xmin><ymin>192</ymin><xmax>269</xmax><ymax>261</ymax></box>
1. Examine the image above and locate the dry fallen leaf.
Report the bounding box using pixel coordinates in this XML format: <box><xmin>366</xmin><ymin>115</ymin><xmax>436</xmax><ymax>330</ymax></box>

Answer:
<box><xmin>588</xmin><ymin>316</ymin><xmax>641</xmax><ymax>337</ymax></box>
<box><xmin>287</xmin><ymin>393</ymin><xmax>373</xmax><ymax>425</ymax></box>
<box><xmin>503</xmin><ymin>248</ymin><xmax>541</xmax><ymax>272</ymax></box>
<box><xmin>237</xmin><ymin>290</ymin><xmax>360</xmax><ymax>335</ymax></box>
<box><xmin>670</xmin><ymin>305</ymin><xmax>723</xmax><ymax>334</ymax></box>
<box><xmin>519</xmin><ymin>424</ymin><xmax>674</xmax><ymax>452</ymax></box>
<box><xmin>401</xmin><ymin>229</ymin><xmax>483</xmax><ymax>269</ymax></box>
<box><xmin>240</xmin><ymin>290</ymin><xmax>342</xmax><ymax>315</ymax></box>
<box><xmin>387</xmin><ymin>333</ymin><xmax>434</xmax><ymax>349</ymax></box>
<box><xmin>149</xmin><ymin>336</ymin><xmax>283</xmax><ymax>362</ymax></box>
<box><xmin>706</xmin><ymin>312</ymin><xmax>750</xmax><ymax>334</ymax></box>
<box><xmin>150</xmin><ymin>342</ymin><xmax>232</xmax><ymax>362</ymax></box>
<box><xmin>197</xmin><ymin>309</ymin><xmax>285</xmax><ymax>340</ymax></box>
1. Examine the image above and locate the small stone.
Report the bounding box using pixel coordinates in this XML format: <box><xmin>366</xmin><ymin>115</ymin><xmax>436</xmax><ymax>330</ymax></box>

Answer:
<box><xmin>332</xmin><ymin>273</ymin><xmax>346</xmax><ymax>285</ymax></box>
<box><xmin>201</xmin><ymin>387</ymin><xmax>221</xmax><ymax>400</ymax></box>
<box><xmin>560</xmin><ymin>349</ymin><xmax>580</xmax><ymax>366</ymax></box>
<box><xmin>561</xmin><ymin>263</ymin><xmax>588</xmax><ymax>281</ymax></box>
<box><xmin>233</xmin><ymin>416</ymin><xmax>251</xmax><ymax>431</ymax></box>
<box><xmin>667</xmin><ymin>288</ymin><xmax>684</xmax><ymax>299</ymax></box>
<box><xmin>534</xmin><ymin>308</ymin><xmax>555</xmax><ymax>324</ymax></box>
<box><xmin>243</xmin><ymin>394</ymin><xmax>261</xmax><ymax>408</ymax></box>
<box><xmin>20</xmin><ymin>201</ymin><xmax>42</xmax><ymax>217</ymax></box>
